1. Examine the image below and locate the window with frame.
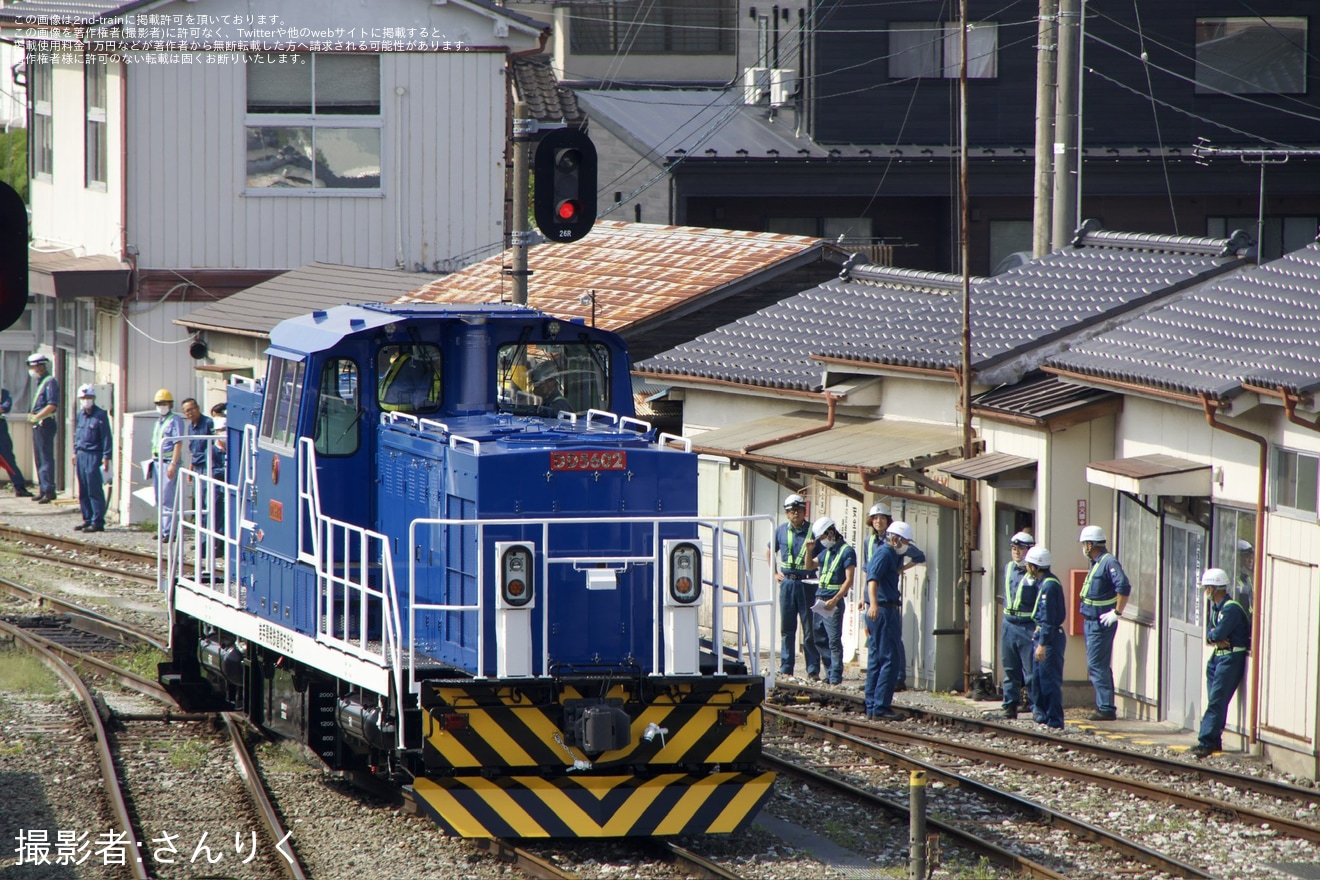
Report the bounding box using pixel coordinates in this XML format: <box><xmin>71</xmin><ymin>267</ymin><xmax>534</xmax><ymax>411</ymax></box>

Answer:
<box><xmin>571</xmin><ymin>0</ymin><xmax>736</xmax><ymax>55</ymax></box>
<box><xmin>85</xmin><ymin>57</ymin><xmax>107</xmax><ymax>187</ymax></box>
<box><xmin>1273</xmin><ymin>446</ymin><xmax>1318</xmax><ymax>517</ymax></box>
<box><xmin>377</xmin><ymin>344</ymin><xmax>442</xmax><ymax>415</ymax></box>
<box><xmin>245</xmin><ymin>54</ymin><xmax>381</xmax><ymax>190</ymax></box>
<box><xmin>1195</xmin><ymin>17</ymin><xmax>1306</xmax><ymax>95</ymax></box>
<box><xmin>1117</xmin><ymin>493</ymin><xmax>1158</xmax><ymax>622</ymax></box>
<box><xmin>260</xmin><ymin>357</ymin><xmax>307</xmax><ymax>449</ymax></box>
<box><xmin>1213</xmin><ymin>506</ymin><xmax>1256</xmax><ymax>616</ymax></box>
<box><xmin>496</xmin><ymin>342</ymin><xmax>610</xmax><ymax>415</ymax></box>
<box><xmin>31</xmin><ymin>61</ymin><xmax>53</xmax><ymax>177</ymax></box>
<box><xmin>314</xmin><ymin>358</ymin><xmax>360</xmax><ymax>456</ymax></box>
<box><xmin>890</xmin><ymin>21</ymin><xmax>998</xmax><ymax>79</ymax></box>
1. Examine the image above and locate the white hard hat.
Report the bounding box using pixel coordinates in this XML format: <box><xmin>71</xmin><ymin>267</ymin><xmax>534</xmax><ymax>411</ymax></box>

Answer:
<box><xmin>1237</xmin><ymin>539</ymin><xmax>1253</xmax><ymax>553</ymax></box>
<box><xmin>26</xmin><ymin>352</ymin><xmax>48</xmax><ymax>366</ymax></box>
<box><xmin>783</xmin><ymin>493</ymin><xmax>806</xmax><ymax>510</ymax></box>
<box><xmin>868</xmin><ymin>502</ymin><xmax>892</xmax><ymax>518</ymax></box>
<box><xmin>1079</xmin><ymin>525</ymin><xmax>1106</xmax><ymax>543</ymax></box>
<box><xmin>1010</xmin><ymin>531</ymin><xmax>1035</xmax><ymax>547</ymax></box>
<box><xmin>77</xmin><ymin>384</ymin><xmax>95</xmax><ymax>398</ymax></box>
<box><xmin>1024</xmin><ymin>546</ymin><xmax>1052</xmax><ymax>567</ymax></box>
<box><xmin>812</xmin><ymin>516</ymin><xmax>837</xmax><ymax>539</ymax></box>
<box><xmin>1200</xmin><ymin>568</ymin><xmax>1231</xmax><ymax>588</ymax></box>
<box><xmin>886</xmin><ymin>521</ymin><xmax>914</xmax><ymax>542</ymax></box>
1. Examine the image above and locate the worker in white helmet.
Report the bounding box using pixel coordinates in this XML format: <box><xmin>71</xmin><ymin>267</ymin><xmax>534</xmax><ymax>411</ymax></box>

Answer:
<box><xmin>1024</xmin><ymin>546</ymin><xmax>1066</xmax><ymax>730</ymax></box>
<box><xmin>808</xmin><ymin>516</ymin><xmax>856</xmax><ymax>686</ymax></box>
<box><xmin>1190</xmin><ymin>569</ymin><xmax>1251</xmax><ymax>758</ymax></box>
<box><xmin>767</xmin><ymin>493</ymin><xmax>821</xmax><ymax>679</ymax></box>
<box><xmin>864</xmin><ymin>500</ymin><xmax>925</xmax><ymax>692</ymax></box>
<box><xmin>1078</xmin><ymin>525</ymin><xmax>1131</xmax><ymax>721</ymax></box>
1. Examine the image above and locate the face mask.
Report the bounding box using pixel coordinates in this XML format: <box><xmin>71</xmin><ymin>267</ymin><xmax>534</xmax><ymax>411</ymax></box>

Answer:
<box><xmin>28</xmin><ymin>369</ymin><xmax>39</xmax><ymax>380</ymax></box>
<box><xmin>156</xmin><ymin>404</ymin><xmax>172</xmax><ymax>416</ymax></box>
<box><xmin>820</xmin><ymin>537</ymin><xmax>836</xmax><ymax>549</ymax></box>
<box><xmin>80</xmin><ymin>399</ymin><xmax>93</xmax><ymax>412</ymax></box>
<box><xmin>213</xmin><ymin>418</ymin><xmax>226</xmax><ymax>432</ymax></box>
<box><xmin>895</xmin><ymin>542</ymin><xmax>909</xmax><ymax>556</ymax></box>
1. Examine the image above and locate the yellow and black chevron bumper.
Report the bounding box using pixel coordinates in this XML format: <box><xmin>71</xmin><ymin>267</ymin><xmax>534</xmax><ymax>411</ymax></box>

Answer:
<box><xmin>411</xmin><ymin>771</ymin><xmax>775</xmax><ymax>838</ymax></box>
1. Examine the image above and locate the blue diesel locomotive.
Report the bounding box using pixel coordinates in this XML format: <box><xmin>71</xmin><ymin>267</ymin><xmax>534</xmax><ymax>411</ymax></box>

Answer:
<box><xmin>158</xmin><ymin>302</ymin><xmax>775</xmax><ymax>838</ymax></box>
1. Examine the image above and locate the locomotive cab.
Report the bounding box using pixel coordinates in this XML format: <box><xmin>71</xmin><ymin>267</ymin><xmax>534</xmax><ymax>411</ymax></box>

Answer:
<box><xmin>159</xmin><ymin>303</ymin><xmax>776</xmax><ymax>839</ymax></box>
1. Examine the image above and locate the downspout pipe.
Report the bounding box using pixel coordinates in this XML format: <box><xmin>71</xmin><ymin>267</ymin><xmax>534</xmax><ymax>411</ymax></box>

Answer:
<box><xmin>1201</xmin><ymin>393</ymin><xmax>1267</xmax><ymax>747</ymax></box>
<box><xmin>742</xmin><ymin>392</ymin><xmax>840</xmax><ymax>454</ymax></box>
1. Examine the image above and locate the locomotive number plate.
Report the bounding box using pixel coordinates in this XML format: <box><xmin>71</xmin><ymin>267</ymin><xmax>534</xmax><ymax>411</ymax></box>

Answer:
<box><xmin>551</xmin><ymin>451</ymin><xmax>627</xmax><ymax>471</ymax></box>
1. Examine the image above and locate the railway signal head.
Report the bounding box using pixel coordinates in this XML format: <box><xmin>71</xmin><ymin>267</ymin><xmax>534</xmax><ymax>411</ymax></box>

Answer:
<box><xmin>534</xmin><ymin>128</ymin><xmax>597</xmax><ymax>243</ymax></box>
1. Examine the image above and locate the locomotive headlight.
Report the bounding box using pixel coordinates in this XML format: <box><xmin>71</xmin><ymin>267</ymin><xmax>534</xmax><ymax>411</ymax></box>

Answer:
<box><xmin>666</xmin><ymin>541</ymin><xmax>702</xmax><ymax>605</ymax></box>
<box><xmin>498</xmin><ymin>543</ymin><xmax>535</xmax><ymax>609</ymax></box>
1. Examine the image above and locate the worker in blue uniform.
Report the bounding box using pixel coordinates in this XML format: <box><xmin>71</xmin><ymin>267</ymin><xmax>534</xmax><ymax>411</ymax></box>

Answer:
<box><xmin>863</xmin><ymin>521</ymin><xmax>914</xmax><ymax>720</ymax></box>
<box><xmin>768</xmin><ymin>494</ymin><xmax>821</xmax><ymax>679</ymax></box>
<box><xmin>1025</xmin><ymin>546</ymin><xmax>1067</xmax><ymax>730</ymax></box>
<box><xmin>152</xmin><ymin>389</ymin><xmax>185</xmax><ymax>542</ymax></box>
<box><xmin>865</xmin><ymin>501</ymin><xmax>925</xmax><ymax>691</ymax></box>
<box><xmin>1078</xmin><ymin>525</ymin><xmax>1130</xmax><ymax>720</ymax></box>
<box><xmin>0</xmin><ymin>388</ymin><xmax>33</xmax><ymax>496</ymax></box>
<box><xmin>1191</xmin><ymin>568</ymin><xmax>1251</xmax><ymax>758</ymax></box>
<box><xmin>809</xmin><ymin>517</ymin><xmax>856</xmax><ymax>686</ymax></box>
<box><xmin>27</xmin><ymin>353</ymin><xmax>60</xmax><ymax>503</ymax></box>
<box><xmin>73</xmin><ymin>384</ymin><xmax>113</xmax><ymax>533</ymax></box>
<box><xmin>993</xmin><ymin>531</ymin><xmax>1039</xmax><ymax>719</ymax></box>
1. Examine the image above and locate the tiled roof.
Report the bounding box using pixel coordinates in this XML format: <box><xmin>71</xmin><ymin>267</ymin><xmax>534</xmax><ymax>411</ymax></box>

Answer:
<box><xmin>176</xmin><ymin>263</ymin><xmax>438</xmax><ymax>338</ymax></box>
<box><xmin>1048</xmin><ymin>240</ymin><xmax>1320</xmax><ymax>398</ymax></box>
<box><xmin>635</xmin><ymin>265</ymin><xmax>963</xmax><ymax>392</ymax></box>
<box><xmin>817</xmin><ymin>227</ymin><xmax>1249</xmax><ymax>375</ymax></box>
<box><xmin>398</xmin><ymin>221</ymin><xmax>829</xmax><ymax>348</ymax></box>
<box><xmin>637</xmin><ymin>227</ymin><xmax>1251</xmax><ymax>393</ymax></box>
<box><xmin>512</xmin><ymin>55</ymin><xmax>583</xmax><ymax>126</ymax></box>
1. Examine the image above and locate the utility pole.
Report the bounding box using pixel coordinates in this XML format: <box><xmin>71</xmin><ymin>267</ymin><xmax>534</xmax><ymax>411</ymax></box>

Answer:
<box><xmin>509</xmin><ymin>101</ymin><xmax>533</xmax><ymax>305</ymax></box>
<box><xmin>958</xmin><ymin>0</ymin><xmax>976</xmax><ymax>692</ymax></box>
<box><xmin>1032</xmin><ymin>0</ymin><xmax>1057</xmax><ymax>257</ymax></box>
<box><xmin>1050</xmin><ymin>0</ymin><xmax>1079</xmax><ymax>249</ymax></box>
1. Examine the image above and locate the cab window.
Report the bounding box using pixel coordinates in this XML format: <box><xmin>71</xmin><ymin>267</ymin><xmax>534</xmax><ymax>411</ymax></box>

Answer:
<box><xmin>377</xmin><ymin>343</ymin><xmax>442</xmax><ymax>414</ymax></box>
<box><xmin>497</xmin><ymin>342</ymin><xmax>610</xmax><ymax>415</ymax></box>
<box><xmin>260</xmin><ymin>356</ymin><xmax>306</xmax><ymax>449</ymax></box>
<box><xmin>314</xmin><ymin>358</ymin><xmax>360</xmax><ymax>456</ymax></box>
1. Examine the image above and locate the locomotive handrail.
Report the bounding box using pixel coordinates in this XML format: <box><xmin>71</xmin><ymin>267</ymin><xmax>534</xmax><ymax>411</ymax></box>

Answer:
<box><xmin>418</xmin><ymin>418</ymin><xmax>450</xmax><ymax>435</ymax></box>
<box><xmin>555</xmin><ymin>411</ymin><xmax>578</xmax><ymax>425</ymax></box>
<box><xmin>405</xmin><ymin>514</ymin><xmax>774</xmax><ymax>687</ymax></box>
<box><xmin>229</xmin><ymin>374</ymin><xmax>257</xmax><ymax>391</ymax></box>
<box><xmin>657</xmin><ymin>432</ymin><xmax>691</xmax><ymax>452</ymax></box>
<box><xmin>383</xmin><ymin>411</ymin><xmax>419</xmax><ymax>427</ymax></box>
<box><xmin>449</xmin><ymin>434</ymin><xmax>481</xmax><ymax>454</ymax></box>
<box><xmin>584</xmin><ymin>408</ymin><xmax>618</xmax><ymax>425</ymax></box>
<box><xmin>618</xmin><ymin>416</ymin><xmax>652</xmax><ymax>435</ymax></box>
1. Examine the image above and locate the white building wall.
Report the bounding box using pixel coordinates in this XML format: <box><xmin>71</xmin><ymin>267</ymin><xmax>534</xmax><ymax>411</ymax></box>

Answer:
<box><xmin>0</xmin><ymin>43</ymin><xmax>24</xmax><ymax>127</ymax></box>
<box><xmin>125</xmin><ymin>48</ymin><xmax>512</xmax><ymax>273</ymax></box>
<box><xmin>28</xmin><ymin>58</ymin><xmax>124</xmax><ymax>258</ymax></box>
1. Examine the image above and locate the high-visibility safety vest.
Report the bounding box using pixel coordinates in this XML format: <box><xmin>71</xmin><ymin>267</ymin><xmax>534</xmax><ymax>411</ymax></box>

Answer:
<box><xmin>1004</xmin><ymin>562</ymin><xmax>1035</xmax><ymax>619</ymax></box>
<box><xmin>1080</xmin><ymin>553</ymin><xmax>1120</xmax><ymax>607</ymax></box>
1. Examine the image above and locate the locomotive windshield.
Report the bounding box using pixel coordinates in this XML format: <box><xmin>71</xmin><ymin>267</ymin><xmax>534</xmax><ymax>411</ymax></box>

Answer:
<box><xmin>497</xmin><ymin>342</ymin><xmax>610</xmax><ymax>415</ymax></box>
<box><xmin>377</xmin><ymin>343</ymin><xmax>443</xmax><ymax>414</ymax></box>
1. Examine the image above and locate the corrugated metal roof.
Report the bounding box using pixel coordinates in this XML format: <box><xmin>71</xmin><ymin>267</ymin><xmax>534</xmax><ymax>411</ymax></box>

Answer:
<box><xmin>972</xmin><ymin>375</ymin><xmax>1116</xmax><ymax>422</ymax></box>
<box><xmin>399</xmin><ymin>221</ymin><xmax>827</xmax><ymax>336</ymax></box>
<box><xmin>938</xmin><ymin>452</ymin><xmax>1036</xmax><ymax>481</ymax></box>
<box><xmin>1048</xmin><ymin>241</ymin><xmax>1320</xmax><ymax>398</ymax></box>
<box><xmin>1087</xmin><ymin>454</ymin><xmax>1209</xmax><ymax>480</ymax></box>
<box><xmin>176</xmin><ymin>263</ymin><xmax>438</xmax><ymax>338</ymax></box>
<box><xmin>689</xmin><ymin>411</ymin><xmax>962</xmax><ymax>472</ymax></box>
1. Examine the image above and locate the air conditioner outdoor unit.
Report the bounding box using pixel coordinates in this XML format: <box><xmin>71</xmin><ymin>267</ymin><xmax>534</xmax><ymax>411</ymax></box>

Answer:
<box><xmin>770</xmin><ymin>68</ymin><xmax>797</xmax><ymax>107</ymax></box>
<box><xmin>743</xmin><ymin>67</ymin><xmax>770</xmax><ymax>105</ymax></box>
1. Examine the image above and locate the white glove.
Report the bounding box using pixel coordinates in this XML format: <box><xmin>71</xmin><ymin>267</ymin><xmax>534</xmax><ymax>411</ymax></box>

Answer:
<box><xmin>1099</xmin><ymin>609</ymin><xmax>1120</xmax><ymax>627</ymax></box>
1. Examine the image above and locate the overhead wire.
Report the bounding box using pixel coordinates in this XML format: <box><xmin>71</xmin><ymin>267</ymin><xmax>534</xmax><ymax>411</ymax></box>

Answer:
<box><xmin>1130</xmin><ymin>0</ymin><xmax>1179</xmax><ymax>233</ymax></box>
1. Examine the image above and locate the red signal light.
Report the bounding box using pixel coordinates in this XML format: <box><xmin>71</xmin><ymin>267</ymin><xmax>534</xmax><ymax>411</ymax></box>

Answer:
<box><xmin>556</xmin><ymin>199</ymin><xmax>580</xmax><ymax>222</ymax></box>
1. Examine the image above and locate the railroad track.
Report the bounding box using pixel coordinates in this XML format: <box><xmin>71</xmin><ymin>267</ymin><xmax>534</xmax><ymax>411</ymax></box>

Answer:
<box><xmin>0</xmin><ymin>523</ymin><xmax>163</xmax><ymax>570</ymax></box>
<box><xmin>767</xmin><ymin>706</ymin><xmax>1210</xmax><ymax>877</ymax></box>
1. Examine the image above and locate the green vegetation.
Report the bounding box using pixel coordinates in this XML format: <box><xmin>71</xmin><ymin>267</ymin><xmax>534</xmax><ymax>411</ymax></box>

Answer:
<box><xmin>114</xmin><ymin>645</ymin><xmax>168</xmax><ymax>680</ymax></box>
<box><xmin>257</xmin><ymin>739</ymin><xmax>320</xmax><ymax>775</ymax></box>
<box><xmin>168</xmin><ymin>739</ymin><xmax>210</xmax><ymax>770</ymax></box>
<box><xmin>0</xmin><ymin>129</ymin><xmax>27</xmax><ymax>203</ymax></box>
<box><xmin>953</xmin><ymin>856</ymin><xmax>999</xmax><ymax>879</ymax></box>
<box><xmin>0</xmin><ymin>650</ymin><xmax>61</xmax><ymax>696</ymax></box>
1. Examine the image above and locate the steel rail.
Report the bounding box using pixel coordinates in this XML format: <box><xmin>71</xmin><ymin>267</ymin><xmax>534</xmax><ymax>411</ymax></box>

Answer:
<box><xmin>0</xmin><ymin>619</ymin><xmax>150</xmax><ymax>880</ymax></box>
<box><xmin>768</xmin><ymin>707</ymin><xmax>1213</xmax><ymax>878</ymax></box>
<box><xmin>772</xmin><ymin>682</ymin><xmax>1320</xmax><ymax>810</ymax></box>
<box><xmin>0</xmin><ymin>524</ymin><xmax>163</xmax><ymax>568</ymax></box>
<box><xmin>760</xmin><ymin>753</ymin><xmax>1068</xmax><ymax>879</ymax></box>
<box><xmin>6</xmin><ymin>616</ymin><xmax>174</xmax><ymax>704</ymax></box>
<box><xmin>221</xmin><ymin>713</ymin><xmax>310</xmax><ymax>880</ymax></box>
<box><xmin>660</xmin><ymin>841</ymin><xmax>746</xmax><ymax>879</ymax></box>
<box><xmin>0</xmin><ymin>575</ymin><xmax>166</xmax><ymax>650</ymax></box>
<box><xmin>472</xmin><ymin>838</ymin><xmax>581</xmax><ymax>879</ymax></box>
<box><xmin>11</xmin><ymin>546</ymin><xmax>157</xmax><ymax>586</ymax></box>
<box><xmin>789</xmin><ymin>705</ymin><xmax>1320</xmax><ymax>845</ymax></box>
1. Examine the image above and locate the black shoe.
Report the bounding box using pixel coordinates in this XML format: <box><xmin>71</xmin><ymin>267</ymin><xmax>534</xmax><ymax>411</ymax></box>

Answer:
<box><xmin>874</xmin><ymin>709</ymin><xmax>905</xmax><ymax>721</ymax></box>
<box><xmin>1087</xmin><ymin>710</ymin><xmax>1117</xmax><ymax>721</ymax></box>
<box><xmin>14</xmin><ymin>488</ymin><xmax>33</xmax><ymax>497</ymax></box>
<box><xmin>74</xmin><ymin>523</ymin><xmax>89</xmax><ymax>531</ymax></box>
<box><xmin>1188</xmin><ymin>744</ymin><xmax>1219</xmax><ymax>758</ymax></box>
<box><xmin>986</xmin><ymin>708</ymin><xmax>1018</xmax><ymax>720</ymax></box>
<box><xmin>895</xmin><ymin>681</ymin><xmax>908</xmax><ymax>692</ymax></box>
<box><xmin>85</xmin><ymin>525</ymin><xmax>104</xmax><ymax>533</ymax></box>
<box><xmin>37</xmin><ymin>495</ymin><xmax>52</xmax><ymax>504</ymax></box>
<box><xmin>806</xmin><ymin>672</ymin><xmax>820</xmax><ymax>682</ymax></box>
